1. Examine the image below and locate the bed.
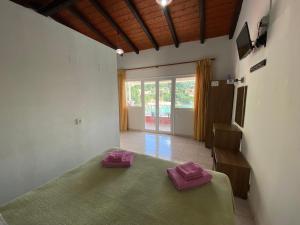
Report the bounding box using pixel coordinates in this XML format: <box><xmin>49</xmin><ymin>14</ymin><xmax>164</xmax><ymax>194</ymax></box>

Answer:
<box><xmin>0</xmin><ymin>151</ymin><xmax>235</xmax><ymax>225</ymax></box>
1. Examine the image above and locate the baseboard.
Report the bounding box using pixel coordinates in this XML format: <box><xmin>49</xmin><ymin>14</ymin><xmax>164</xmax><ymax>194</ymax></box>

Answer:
<box><xmin>126</xmin><ymin>129</ymin><xmax>193</xmax><ymax>138</ymax></box>
<box><xmin>173</xmin><ymin>133</ymin><xmax>194</xmax><ymax>138</ymax></box>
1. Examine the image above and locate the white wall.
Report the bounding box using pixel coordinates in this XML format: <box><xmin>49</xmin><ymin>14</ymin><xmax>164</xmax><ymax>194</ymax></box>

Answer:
<box><xmin>119</xmin><ymin>37</ymin><xmax>234</xmax><ymax>136</ymax></box>
<box><xmin>173</xmin><ymin>109</ymin><xmax>194</xmax><ymax>136</ymax></box>
<box><xmin>118</xmin><ymin>36</ymin><xmax>233</xmax><ymax>80</ymax></box>
<box><xmin>0</xmin><ymin>0</ymin><xmax>119</xmax><ymax>205</ymax></box>
<box><xmin>232</xmin><ymin>0</ymin><xmax>300</xmax><ymax>225</ymax></box>
<box><xmin>128</xmin><ymin>107</ymin><xmax>144</xmax><ymax>131</ymax></box>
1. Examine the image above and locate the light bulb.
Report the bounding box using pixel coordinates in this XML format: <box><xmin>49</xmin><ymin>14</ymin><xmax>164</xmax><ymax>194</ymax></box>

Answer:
<box><xmin>156</xmin><ymin>0</ymin><xmax>172</xmax><ymax>7</ymax></box>
<box><xmin>116</xmin><ymin>48</ymin><xmax>124</xmax><ymax>55</ymax></box>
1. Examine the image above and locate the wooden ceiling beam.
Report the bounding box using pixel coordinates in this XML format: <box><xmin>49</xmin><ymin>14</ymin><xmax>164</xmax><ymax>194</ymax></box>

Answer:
<box><xmin>38</xmin><ymin>0</ymin><xmax>78</xmax><ymax>16</ymax></box>
<box><xmin>199</xmin><ymin>0</ymin><xmax>205</xmax><ymax>44</ymax></box>
<box><xmin>68</xmin><ymin>6</ymin><xmax>116</xmax><ymax>49</ymax></box>
<box><xmin>11</xmin><ymin>0</ymin><xmax>42</xmax><ymax>9</ymax></box>
<box><xmin>89</xmin><ymin>0</ymin><xmax>139</xmax><ymax>54</ymax></box>
<box><xmin>162</xmin><ymin>7</ymin><xmax>179</xmax><ymax>48</ymax></box>
<box><xmin>124</xmin><ymin>0</ymin><xmax>159</xmax><ymax>51</ymax></box>
<box><xmin>229</xmin><ymin>0</ymin><xmax>243</xmax><ymax>39</ymax></box>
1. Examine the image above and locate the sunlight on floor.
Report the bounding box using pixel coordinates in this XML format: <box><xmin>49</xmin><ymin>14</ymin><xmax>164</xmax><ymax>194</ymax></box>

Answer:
<box><xmin>121</xmin><ymin>130</ymin><xmax>213</xmax><ymax>169</ymax></box>
<box><xmin>120</xmin><ymin>131</ymin><xmax>256</xmax><ymax>225</ymax></box>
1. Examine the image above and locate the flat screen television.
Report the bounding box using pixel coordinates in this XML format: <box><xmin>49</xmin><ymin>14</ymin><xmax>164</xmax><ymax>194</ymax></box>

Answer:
<box><xmin>236</xmin><ymin>22</ymin><xmax>253</xmax><ymax>60</ymax></box>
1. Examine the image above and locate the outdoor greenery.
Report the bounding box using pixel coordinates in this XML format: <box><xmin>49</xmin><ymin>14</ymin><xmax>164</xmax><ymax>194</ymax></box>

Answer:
<box><xmin>175</xmin><ymin>79</ymin><xmax>195</xmax><ymax>108</ymax></box>
<box><xmin>126</xmin><ymin>82</ymin><xmax>141</xmax><ymax>106</ymax></box>
<box><xmin>126</xmin><ymin>78</ymin><xmax>195</xmax><ymax>109</ymax></box>
<box><xmin>159</xmin><ymin>81</ymin><xmax>171</xmax><ymax>102</ymax></box>
<box><xmin>144</xmin><ymin>82</ymin><xmax>156</xmax><ymax>104</ymax></box>
<box><xmin>144</xmin><ymin>82</ymin><xmax>156</xmax><ymax>116</ymax></box>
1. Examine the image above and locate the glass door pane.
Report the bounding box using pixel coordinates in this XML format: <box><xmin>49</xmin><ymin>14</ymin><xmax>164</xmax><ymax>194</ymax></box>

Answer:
<box><xmin>175</xmin><ymin>77</ymin><xmax>195</xmax><ymax>108</ymax></box>
<box><xmin>144</xmin><ymin>81</ymin><xmax>156</xmax><ymax>131</ymax></box>
<box><xmin>159</xmin><ymin>80</ymin><xmax>172</xmax><ymax>132</ymax></box>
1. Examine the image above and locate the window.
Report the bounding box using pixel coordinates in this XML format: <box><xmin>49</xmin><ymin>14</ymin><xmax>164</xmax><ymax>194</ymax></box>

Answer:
<box><xmin>175</xmin><ymin>77</ymin><xmax>195</xmax><ymax>108</ymax></box>
<box><xmin>126</xmin><ymin>81</ymin><xmax>141</xmax><ymax>106</ymax></box>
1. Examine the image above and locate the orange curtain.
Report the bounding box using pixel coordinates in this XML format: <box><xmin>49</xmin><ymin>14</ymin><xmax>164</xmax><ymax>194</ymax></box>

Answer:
<box><xmin>118</xmin><ymin>69</ymin><xmax>128</xmax><ymax>131</ymax></box>
<box><xmin>194</xmin><ymin>59</ymin><xmax>212</xmax><ymax>141</ymax></box>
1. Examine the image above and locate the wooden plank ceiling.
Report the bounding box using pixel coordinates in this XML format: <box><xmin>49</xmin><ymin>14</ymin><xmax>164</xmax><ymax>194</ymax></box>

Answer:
<box><xmin>10</xmin><ymin>0</ymin><xmax>243</xmax><ymax>54</ymax></box>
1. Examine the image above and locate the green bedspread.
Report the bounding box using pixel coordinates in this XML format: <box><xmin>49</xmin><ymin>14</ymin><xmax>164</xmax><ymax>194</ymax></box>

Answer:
<box><xmin>0</xmin><ymin>152</ymin><xmax>235</xmax><ymax>225</ymax></box>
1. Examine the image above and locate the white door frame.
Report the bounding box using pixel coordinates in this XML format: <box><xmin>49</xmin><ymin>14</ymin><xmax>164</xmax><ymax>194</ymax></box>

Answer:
<box><xmin>143</xmin><ymin>78</ymin><xmax>174</xmax><ymax>135</ymax></box>
<box><xmin>126</xmin><ymin>74</ymin><xmax>195</xmax><ymax>135</ymax></box>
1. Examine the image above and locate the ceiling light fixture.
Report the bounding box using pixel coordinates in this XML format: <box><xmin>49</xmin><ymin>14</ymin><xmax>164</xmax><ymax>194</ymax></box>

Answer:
<box><xmin>115</xmin><ymin>31</ymin><xmax>124</xmax><ymax>56</ymax></box>
<box><xmin>116</xmin><ymin>48</ymin><xmax>124</xmax><ymax>55</ymax></box>
<box><xmin>156</xmin><ymin>0</ymin><xmax>172</xmax><ymax>7</ymax></box>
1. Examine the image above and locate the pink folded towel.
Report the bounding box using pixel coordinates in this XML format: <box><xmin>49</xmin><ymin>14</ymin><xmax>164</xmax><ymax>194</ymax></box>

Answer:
<box><xmin>107</xmin><ymin>151</ymin><xmax>124</xmax><ymax>162</ymax></box>
<box><xmin>167</xmin><ymin>167</ymin><xmax>212</xmax><ymax>191</ymax></box>
<box><xmin>102</xmin><ymin>151</ymin><xmax>134</xmax><ymax>168</ymax></box>
<box><xmin>176</xmin><ymin>162</ymin><xmax>204</xmax><ymax>181</ymax></box>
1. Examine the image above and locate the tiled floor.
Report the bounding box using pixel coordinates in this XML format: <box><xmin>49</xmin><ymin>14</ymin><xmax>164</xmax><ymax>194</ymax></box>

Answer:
<box><xmin>120</xmin><ymin>131</ymin><xmax>256</xmax><ymax>225</ymax></box>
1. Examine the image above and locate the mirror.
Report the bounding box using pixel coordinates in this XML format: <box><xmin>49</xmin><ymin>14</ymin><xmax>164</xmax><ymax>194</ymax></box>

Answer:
<box><xmin>235</xmin><ymin>86</ymin><xmax>247</xmax><ymax>127</ymax></box>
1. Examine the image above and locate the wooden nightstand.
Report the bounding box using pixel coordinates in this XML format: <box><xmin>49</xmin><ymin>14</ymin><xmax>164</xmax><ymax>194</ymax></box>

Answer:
<box><xmin>213</xmin><ymin>123</ymin><xmax>242</xmax><ymax>152</ymax></box>
<box><xmin>213</xmin><ymin>147</ymin><xmax>250</xmax><ymax>199</ymax></box>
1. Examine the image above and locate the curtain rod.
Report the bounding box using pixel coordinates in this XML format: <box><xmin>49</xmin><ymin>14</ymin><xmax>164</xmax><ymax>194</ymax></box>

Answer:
<box><xmin>122</xmin><ymin>58</ymin><xmax>215</xmax><ymax>71</ymax></box>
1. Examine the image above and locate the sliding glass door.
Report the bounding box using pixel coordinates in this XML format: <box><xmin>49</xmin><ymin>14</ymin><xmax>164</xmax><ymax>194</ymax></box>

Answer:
<box><xmin>126</xmin><ymin>76</ymin><xmax>195</xmax><ymax>135</ymax></box>
<box><xmin>144</xmin><ymin>79</ymin><xmax>173</xmax><ymax>133</ymax></box>
<box><xmin>144</xmin><ymin>81</ymin><xmax>156</xmax><ymax>131</ymax></box>
<box><xmin>158</xmin><ymin>80</ymin><xmax>172</xmax><ymax>132</ymax></box>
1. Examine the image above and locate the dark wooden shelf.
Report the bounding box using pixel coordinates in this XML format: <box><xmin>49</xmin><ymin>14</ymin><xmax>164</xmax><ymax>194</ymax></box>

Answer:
<box><xmin>212</xmin><ymin>123</ymin><xmax>250</xmax><ymax>199</ymax></box>
<box><xmin>213</xmin><ymin>123</ymin><xmax>242</xmax><ymax>152</ymax></box>
<box><xmin>213</xmin><ymin>148</ymin><xmax>250</xmax><ymax>199</ymax></box>
<box><xmin>214</xmin><ymin>148</ymin><xmax>250</xmax><ymax>169</ymax></box>
<box><xmin>213</xmin><ymin>123</ymin><xmax>241</xmax><ymax>133</ymax></box>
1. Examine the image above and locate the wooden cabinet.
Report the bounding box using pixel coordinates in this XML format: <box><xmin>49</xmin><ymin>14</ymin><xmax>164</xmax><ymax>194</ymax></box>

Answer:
<box><xmin>213</xmin><ymin>123</ymin><xmax>242</xmax><ymax>152</ymax></box>
<box><xmin>205</xmin><ymin>81</ymin><xmax>234</xmax><ymax>148</ymax></box>
<box><xmin>213</xmin><ymin>148</ymin><xmax>250</xmax><ymax>199</ymax></box>
<box><xmin>212</xmin><ymin>123</ymin><xmax>250</xmax><ymax>199</ymax></box>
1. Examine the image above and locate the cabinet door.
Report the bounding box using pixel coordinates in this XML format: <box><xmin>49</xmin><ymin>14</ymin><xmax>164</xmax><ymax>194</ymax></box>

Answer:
<box><xmin>205</xmin><ymin>81</ymin><xmax>234</xmax><ymax>148</ymax></box>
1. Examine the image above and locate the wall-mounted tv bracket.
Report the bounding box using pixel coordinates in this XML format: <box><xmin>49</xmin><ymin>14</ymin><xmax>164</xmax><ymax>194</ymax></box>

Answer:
<box><xmin>254</xmin><ymin>11</ymin><xmax>270</xmax><ymax>49</ymax></box>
